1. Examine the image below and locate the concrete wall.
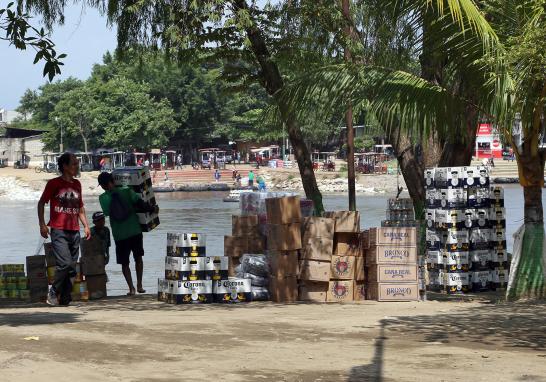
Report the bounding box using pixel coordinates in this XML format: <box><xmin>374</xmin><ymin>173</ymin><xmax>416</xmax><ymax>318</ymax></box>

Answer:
<box><xmin>0</xmin><ymin>135</ymin><xmax>44</xmax><ymax>166</ymax></box>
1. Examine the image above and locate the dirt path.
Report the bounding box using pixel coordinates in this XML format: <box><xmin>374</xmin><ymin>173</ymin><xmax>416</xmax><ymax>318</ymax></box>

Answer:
<box><xmin>1</xmin><ymin>295</ymin><xmax>545</xmax><ymax>381</ymax></box>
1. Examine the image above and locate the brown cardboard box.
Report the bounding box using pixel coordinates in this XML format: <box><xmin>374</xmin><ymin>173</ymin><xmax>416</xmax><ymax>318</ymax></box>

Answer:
<box><xmin>298</xmin><ymin>281</ymin><xmax>328</xmax><ymax>302</ymax></box>
<box><xmin>353</xmin><ymin>281</ymin><xmax>365</xmax><ymax>301</ymax></box>
<box><xmin>269</xmin><ymin>251</ymin><xmax>299</xmax><ymax>277</ymax></box>
<box><xmin>355</xmin><ymin>256</ymin><xmax>365</xmax><ymax>281</ymax></box>
<box><xmin>301</xmin><ymin>217</ymin><xmax>335</xmax><ymax>241</ymax></box>
<box><xmin>29</xmin><ymin>286</ymin><xmax>48</xmax><ymax>303</ymax></box>
<box><xmin>232</xmin><ymin>215</ymin><xmax>260</xmax><ymax>237</ymax></box>
<box><xmin>326</xmin><ymin>280</ymin><xmax>354</xmax><ymax>302</ymax></box>
<box><xmin>367</xmin><ymin>282</ymin><xmax>419</xmax><ymax>301</ymax></box>
<box><xmin>299</xmin><ymin>260</ymin><xmax>330</xmax><ymax>282</ymax></box>
<box><xmin>334</xmin><ymin>232</ymin><xmax>361</xmax><ymax>257</ymax></box>
<box><xmin>224</xmin><ymin>236</ymin><xmax>247</xmax><ymax>257</ymax></box>
<box><xmin>324</xmin><ymin>211</ymin><xmax>360</xmax><ymax>233</ymax></box>
<box><xmin>26</xmin><ymin>255</ymin><xmax>47</xmax><ymax>279</ymax></box>
<box><xmin>367</xmin><ymin>264</ymin><xmax>419</xmax><ymax>283</ymax></box>
<box><xmin>301</xmin><ymin>237</ymin><xmax>333</xmax><ymax>261</ymax></box>
<box><xmin>81</xmin><ymin>255</ymin><xmax>106</xmax><ymax>276</ymax></box>
<box><xmin>365</xmin><ymin>245</ymin><xmax>417</xmax><ymax>265</ymax></box>
<box><xmin>266</xmin><ymin>196</ymin><xmax>302</xmax><ymax>225</ymax></box>
<box><xmin>330</xmin><ymin>255</ymin><xmax>356</xmax><ymax>280</ymax></box>
<box><xmin>80</xmin><ymin>236</ymin><xmax>103</xmax><ymax>258</ymax></box>
<box><xmin>269</xmin><ymin>276</ymin><xmax>298</xmax><ymax>303</ymax></box>
<box><xmin>267</xmin><ymin>223</ymin><xmax>302</xmax><ymax>251</ymax></box>
<box><xmin>86</xmin><ymin>274</ymin><xmax>107</xmax><ymax>300</ymax></box>
<box><xmin>28</xmin><ymin>277</ymin><xmax>49</xmax><ymax>288</ymax></box>
<box><xmin>246</xmin><ymin>235</ymin><xmax>265</xmax><ymax>253</ymax></box>
<box><xmin>228</xmin><ymin>256</ymin><xmax>241</xmax><ymax>277</ymax></box>
<box><xmin>367</xmin><ymin>227</ymin><xmax>417</xmax><ymax>247</ymax></box>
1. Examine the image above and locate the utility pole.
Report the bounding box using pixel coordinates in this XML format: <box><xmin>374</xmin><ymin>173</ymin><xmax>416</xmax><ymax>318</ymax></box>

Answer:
<box><xmin>342</xmin><ymin>0</ymin><xmax>356</xmax><ymax>211</ymax></box>
<box><xmin>55</xmin><ymin>117</ymin><xmax>64</xmax><ymax>153</ymax></box>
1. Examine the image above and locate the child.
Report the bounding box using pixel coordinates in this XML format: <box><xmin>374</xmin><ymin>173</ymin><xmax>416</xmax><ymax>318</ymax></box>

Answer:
<box><xmin>91</xmin><ymin>212</ymin><xmax>111</xmax><ymax>271</ymax></box>
<box><xmin>38</xmin><ymin>152</ymin><xmax>91</xmax><ymax>306</ymax></box>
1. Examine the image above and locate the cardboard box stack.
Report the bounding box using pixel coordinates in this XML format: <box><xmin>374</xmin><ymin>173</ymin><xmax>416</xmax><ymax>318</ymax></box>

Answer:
<box><xmin>0</xmin><ymin>264</ymin><xmax>29</xmax><ymax>302</ymax></box>
<box><xmin>363</xmin><ymin>227</ymin><xmax>419</xmax><ymax>301</ymax></box>
<box><xmin>224</xmin><ymin>215</ymin><xmax>265</xmax><ymax>276</ymax></box>
<box><xmin>424</xmin><ymin>167</ymin><xmax>509</xmax><ymax>294</ymax></box>
<box><xmin>323</xmin><ymin>211</ymin><xmax>364</xmax><ymax>302</ymax></box>
<box><xmin>112</xmin><ymin>166</ymin><xmax>159</xmax><ymax>232</ymax></box>
<box><xmin>298</xmin><ymin>217</ymin><xmax>335</xmax><ymax>302</ymax></box>
<box><xmin>80</xmin><ymin>237</ymin><xmax>106</xmax><ymax>300</ymax></box>
<box><xmin>160</xmin><ymin>233</ymin><xmax>251</xmax><ymax>304</ymax></box>
<box><xmin>266</xmin><ymin>196</ymin><xmax>302</xmax><ymax>302</ymax></box>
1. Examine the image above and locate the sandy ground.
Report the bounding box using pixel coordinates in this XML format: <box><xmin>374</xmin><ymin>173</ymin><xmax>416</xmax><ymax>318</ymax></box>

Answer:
<box><xmin>1</xmin><ymin>294</ymin><xmax>546</xmax><ymax>382</ymax></box>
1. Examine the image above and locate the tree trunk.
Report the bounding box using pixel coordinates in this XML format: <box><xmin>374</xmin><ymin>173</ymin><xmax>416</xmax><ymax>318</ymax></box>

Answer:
<box><xmin>341</xmin><ymin>0</ymin><xmax>357</xmax><ymax>211</ymax></box>
<box><xmin>508</xmin><ymin>150</ymin><xmax>546</xmax><ymax>300</ymax></box>
<box><xmin>234</xmin><ymin>0</ymin><xmax>324</xmax><ymax>214</ymax></box>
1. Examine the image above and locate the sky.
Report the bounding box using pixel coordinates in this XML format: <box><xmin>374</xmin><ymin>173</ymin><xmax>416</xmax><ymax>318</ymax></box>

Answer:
<box><xmin>1</xmin><ymin>4</ymin><xmax>117</xmax><ymax>110</ymax></box>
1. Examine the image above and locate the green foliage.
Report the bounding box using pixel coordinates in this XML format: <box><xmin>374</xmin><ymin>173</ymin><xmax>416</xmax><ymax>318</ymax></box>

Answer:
<box><xmin>354</xmin><ymin>135</ymin><xmax>375</xmax><ymax>152</ymax></box>
<box><xmin>1</xmin><ymin>2</ymin><xmax>66</xmax><ymax>80</ymax></box>
<box><xmin>38</xmin><ymin>77</ymin><xmax>177</xmax><ymax>151</ymax></box>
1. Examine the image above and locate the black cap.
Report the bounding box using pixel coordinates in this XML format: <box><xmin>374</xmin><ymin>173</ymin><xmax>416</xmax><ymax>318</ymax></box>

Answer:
<box><xmin>98</xmin><ymin>172</ymin><xmax>114</xmax><ymax>187</ymax></box>
<box><xmin>92</xmin><ymin>211</ymin><xmax>105</xmax><ymax>222</ymax></box>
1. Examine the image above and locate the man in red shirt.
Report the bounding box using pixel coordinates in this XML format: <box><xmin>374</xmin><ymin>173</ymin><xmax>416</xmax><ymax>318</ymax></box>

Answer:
<box><xmin>38</xmin><ymin>152</ymin><xmax>91</xmax><ymax>306</ymax></box>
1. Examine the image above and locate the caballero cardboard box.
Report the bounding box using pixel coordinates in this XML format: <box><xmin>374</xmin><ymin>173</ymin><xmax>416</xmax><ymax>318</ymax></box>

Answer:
<box><xmin>301</xmin><ymin>237</ymin><xmax>333</xmax><ymax>261</ymax></box>
<box><xmin>299</xmin><ymin>260</ymin><xmax>330</xmax><ymax>282</ymax></box>
<box><xmin>330</xmin><ymin>256</ymin><xmax>355</xmax><ymax>280</ymax></box>
<box><xmin>367</xmin><ymin>227</ymin><xmax>417</xmax><ymax>247</ymax></box>
<box><xmin>367</xmin><ymin>282</ymin><xmax>419</xmax><ymax>301</ymax></box>
<box><xmin>326</xmin><ymin>280</ymin><xmax>354</xmax><ymax>302</ymax></box>
<box><xmin>265</xmin><ymin>196</ymin><xmax>301</xmax><ymax>225</ymax></box>
<box><xmin>367</xmin><ymin>265</ymin><xmax>418</xmax><ymax>283</ymax></box>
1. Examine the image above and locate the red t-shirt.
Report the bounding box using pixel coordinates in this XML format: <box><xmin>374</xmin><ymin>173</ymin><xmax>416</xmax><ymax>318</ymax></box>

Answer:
<box><xmin>39</xmin><ymin>177</ymin><xmax>84</xmax><ymax>231</ymax></box>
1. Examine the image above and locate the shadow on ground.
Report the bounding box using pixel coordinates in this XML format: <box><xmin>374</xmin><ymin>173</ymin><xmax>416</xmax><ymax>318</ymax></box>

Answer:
<box><xmin>0</xmin><ymin>312</ymin><xmax>81</xmax><ymax>326</ymax></box>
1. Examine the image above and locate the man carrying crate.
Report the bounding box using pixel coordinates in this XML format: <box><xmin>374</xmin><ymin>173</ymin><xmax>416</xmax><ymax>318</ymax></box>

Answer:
<box><xmin>97</xmin><ymin>172</ymin><xmax>159</xmax><ymax>296</ymax></box>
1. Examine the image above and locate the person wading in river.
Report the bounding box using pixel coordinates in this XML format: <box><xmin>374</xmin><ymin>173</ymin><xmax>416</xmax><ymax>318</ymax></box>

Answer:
<box><xmin>38</xmin><ymin>152</ymin><xmax>91</xmax><ymax>306</ymax></box>
<box><xmin>97</xmin><ymin>172</ymin><xmax>158</xmax><ymax>295</ymax></box>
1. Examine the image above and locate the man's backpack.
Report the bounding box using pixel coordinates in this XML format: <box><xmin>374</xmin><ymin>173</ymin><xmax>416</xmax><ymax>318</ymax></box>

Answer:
<box><xmin>110</xmin><ymin>191</ymin><xmax>131</xmax><ymax>221</ymax></box>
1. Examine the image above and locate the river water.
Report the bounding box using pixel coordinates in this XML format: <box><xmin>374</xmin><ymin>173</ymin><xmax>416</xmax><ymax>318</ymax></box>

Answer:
<box><xmin>0</xmin><ymin>187</ymin><xmax>531</xmax><ymax>296</ymax></box>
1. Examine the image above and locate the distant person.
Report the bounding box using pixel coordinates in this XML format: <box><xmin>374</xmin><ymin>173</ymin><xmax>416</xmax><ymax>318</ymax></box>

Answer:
<box><xmin>38</xmin><ymin>152</ymin><xmax>91</xmax><ymax>306</ymax></box>
<box><xmin>91</xmin><ymin>211</ymin><xmax>111</xmax><ymax>280</ymax></box>
<box><xmin>257</xmin><ymin>175</ymin><xmax>266</xmax><ymax>191</ymax></box>
<box><xmin>489</xmin><ymin>157</ymin><xmax>495</xmax><ymax>168</ymax></box>
<box><xmin>232</xmin><ymin>168</ymin><xmax>237</xmax><ymax>180</ymax></box>
<box><xmin>137</xmin><ymin>157</ymin><xmax>143</xmax><ymax>166</ymax></box>
<box><xmin>481</xmin><ymin>157</ymin><xmax>489</xmax><ymax>168</ymax></box>
<box><xmin>176</xmin><ymin>154</ymin><xmax>183</xmax><ymax>170</ymax></box>
<box><xmin>99</xmin><ymin>157</ymin><xmax>106</xmax><ymax>171</ymax></box>
<box><xmin>236</xmin><ymin>173</ymin><xmax>242</xmax><ymax>187</ymax></box>
<box><xmin>214</xmin><ymin>169</ymin><xmax>221</xmax><ymax>182</ymax></box>
<box><xmin>144</xmin><ymin>158</ymin><xmax>150</xmax><ymax>167</ymax></box>
<box><xmin>98</xmin><ymin>172</ymin><xmax>159</xmax><ymax>296</ymax></box>
<box><xmin>164</xmin><ymin>171</ymin><xmax>169</xmax><ymax>181</ymax></box>
<box><xmin>161</xmin><ymin>154</ymin><xmax>167</xmax><ymax>169</ymax></box>
<box><xmin>248</xmin><ymin>170</ymin><xmax>255</xmax><ymax>187</ymax></box>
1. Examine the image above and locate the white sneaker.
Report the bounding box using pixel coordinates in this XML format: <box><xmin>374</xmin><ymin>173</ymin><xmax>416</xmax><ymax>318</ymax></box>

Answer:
<box><xmin>46</xmin><ymin>287</ymin><xmax>59</xmax><ymax>306</ymax></box>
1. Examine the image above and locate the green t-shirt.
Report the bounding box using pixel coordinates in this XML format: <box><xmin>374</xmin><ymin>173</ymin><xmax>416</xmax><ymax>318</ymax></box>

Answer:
<box><xmin>99</xmin><ymin>186</ymin><xmax>142</xmax><ymax>242</ymax></box>
<box><xmin>248</xmin><ymin>171</ymin><xmax>255</xmax><ymax>181</ymax></box>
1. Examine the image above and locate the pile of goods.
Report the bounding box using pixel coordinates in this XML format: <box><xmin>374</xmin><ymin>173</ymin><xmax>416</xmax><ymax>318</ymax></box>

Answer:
<box><xmin>159</xmin><ymin>233</ymin><xmax>251</xmax><ymax>304</ymax></box>
<box><xmin>112</xmin><ymin>166</ymin><xmax>159</xmax><ymax>232</ymax></box>
<box><xmin>362</xmin><ymin>227</ymin><xmax>420</xmax><ymax>301</ymax></box>
<box><xmin>300</xmin><ymin>211</ymin><xmax>365</xmax><ymax>302</ymax></box>
<box><xmin>382</xmin><ymin>198</ymin><xmax>419</xmax><ymax>227</ymax></box>
<box><xmin>0</xmin><ymin>264</ymin><xmax>30</xmax><ymax>302</ymax></box>
<box><xmin>424</xmin><ymin>166</ymin><xmax>509</xmax><ymax>294</ymax></box>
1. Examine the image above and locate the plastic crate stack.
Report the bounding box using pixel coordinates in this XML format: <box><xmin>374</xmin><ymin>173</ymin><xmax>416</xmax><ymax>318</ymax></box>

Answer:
<box><xmin>112</xmin><ymin>166</ymin><xmax>159</xmax><ymax>232</ymax></box>
<box><xmin>382</xmin><ymin>198</ymin><xmax>419</xmax><ymax>227</ymax></box>
<box><xmin>160</xmin><ymin>233</ymin><xmax>252</xmax><ymax>304</ymax></box>
<box><xmin>424</xmin><ymin>166</ymin><xmax>509</xmax><ymax>294</ymax></box>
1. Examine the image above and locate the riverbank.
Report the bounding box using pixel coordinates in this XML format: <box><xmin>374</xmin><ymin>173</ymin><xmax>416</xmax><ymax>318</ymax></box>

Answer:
<box><xmin>0</xmin><ymin>167</ymin><xmax>407</xmax><ymax>198</ymax></box>
<box><xmin>1</xmin><ymin>294</ymin><xmax>545</xmax><ymax>381</ymax></box>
